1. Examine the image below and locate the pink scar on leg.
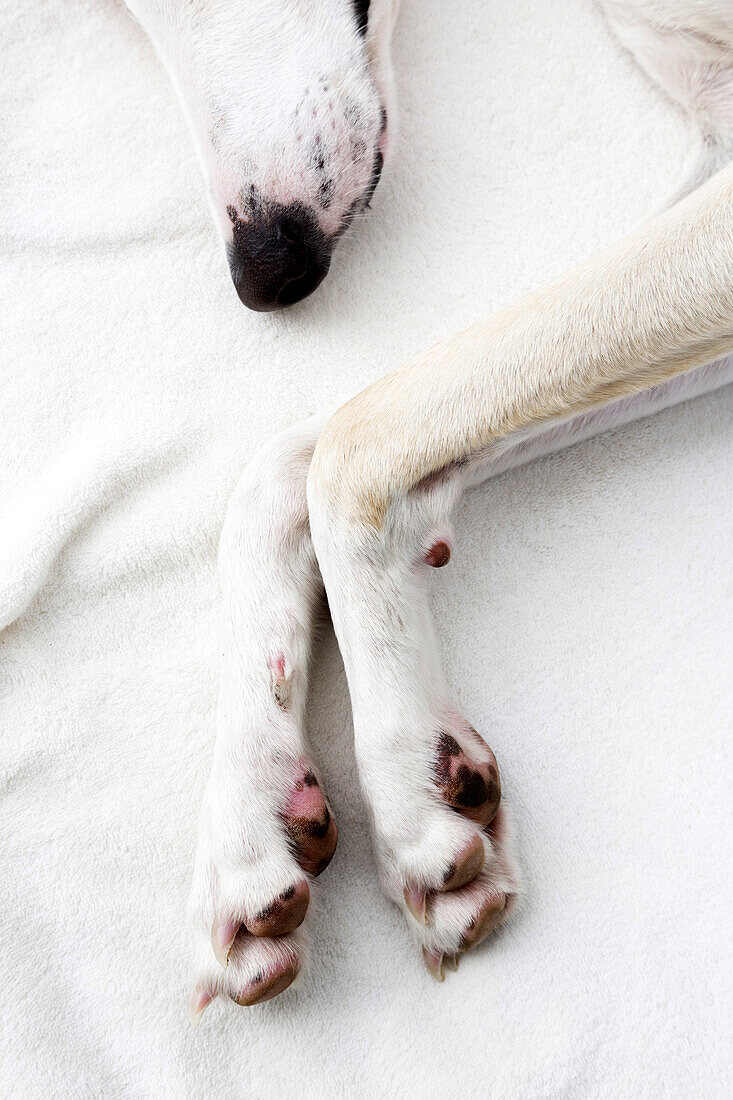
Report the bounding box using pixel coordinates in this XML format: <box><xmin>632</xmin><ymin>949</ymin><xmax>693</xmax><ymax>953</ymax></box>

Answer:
<box><xmin>268</xmin><ymin>652</ymin><xmax>292</xmax><ymax>709</ymax></box>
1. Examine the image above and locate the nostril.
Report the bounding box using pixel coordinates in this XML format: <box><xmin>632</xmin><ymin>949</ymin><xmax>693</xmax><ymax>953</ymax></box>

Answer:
<box><xmin>277</xmin><ymin>219</ymin><xmax>299</xmax><ymax>247</ymax></box>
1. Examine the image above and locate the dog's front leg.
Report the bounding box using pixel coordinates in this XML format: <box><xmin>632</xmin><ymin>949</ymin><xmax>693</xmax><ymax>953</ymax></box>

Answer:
<box><xmin>306</xmin><ymin>166</ymin><xmax>733</xmax><ymax>974</ymax></box>
<box><xmin>187</xmin><ymin>418</ymin><xmax>336</xmax><ymax>1022</ymax></box>
<box><xmin>306</xmin><ymin>449</ymin><xmax>521</xmax><ymax>978</ymax></box>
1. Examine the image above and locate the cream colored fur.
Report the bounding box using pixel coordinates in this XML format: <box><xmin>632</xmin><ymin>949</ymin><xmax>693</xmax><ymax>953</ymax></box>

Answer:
<box><xmin>308</xmin><ymin>163</ymin><xmax>733</xmax><ymax>525</ymax></box>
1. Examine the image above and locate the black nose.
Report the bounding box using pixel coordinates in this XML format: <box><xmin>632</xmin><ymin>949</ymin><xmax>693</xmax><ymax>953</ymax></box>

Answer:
<box><xmin>227</xmin><ymin>203</ymin><xmax>332</xmax><ymax>311</ymax></box>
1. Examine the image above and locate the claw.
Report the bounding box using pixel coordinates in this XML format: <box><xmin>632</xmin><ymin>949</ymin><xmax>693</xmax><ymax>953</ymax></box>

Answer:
<box><xmin>443</xmin><ymin>954</ymin><xmax>459</xmax><ymax>973</ymax></box>
<box><xmin>188</xmin><ymin>986</ymin><xmax>215</xmax><ymax>1027</ymax></box>
<box><xmin>422</xmin><ymin>947</ymin><xmax>445</xmax><ymax>982</ymax></box>
<box><xmin>211</xmin><ymin>915</ymin><xmax>240</xmax><ymax>967</ymax></box>
<box><xmin>403</xmin><ymin>884</ymin><xmax>428</xmax><ymax>924</ymax></box>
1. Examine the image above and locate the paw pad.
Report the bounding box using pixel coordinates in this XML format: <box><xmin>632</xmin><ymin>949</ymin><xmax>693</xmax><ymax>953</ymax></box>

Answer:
<box><xmin>458</xmin><ymin>890</ymin><xmax>508</xmax><ymax>952</ymax></box>
<box><xmin>230</xmin><ymin>956</ymin><xmax>300</xmax><ymax>1006</ymax></box>
<box><xmin>282</xmin><ymin>762</ymin><xmax>338</xmax><ymax>875</ymax></box>
<box><xmin>434</xmin><ymin>730</ymin><xmax>501</xmax><ymax>826</ymax></box>
<box><xmin>248</xmin><ymin>879</ymin><xmax>310</xmax><ymax>937</ymax></box>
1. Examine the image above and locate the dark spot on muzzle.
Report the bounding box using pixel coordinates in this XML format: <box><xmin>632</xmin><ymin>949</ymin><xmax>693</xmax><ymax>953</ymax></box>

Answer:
<box><xmin>353</xmin><ymin>0</ymin><xmax>370</xmax><ymax>35</ymax></box>
<box><xmin>227</xmin><ymin>202</ymin><xmax>332</xmax><ymax>311</ymax></box>
<box><xmin>363</xmin><ymin>150</ymin><xmax>383</xmax><ymax>211</ymax></box>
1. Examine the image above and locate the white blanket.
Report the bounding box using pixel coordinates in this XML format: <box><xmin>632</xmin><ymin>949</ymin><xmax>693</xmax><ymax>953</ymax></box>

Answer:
<box><xmin>2</xmin><ymin>1</ymin><xmax>731</xmax><ymax>1096</ymax></box>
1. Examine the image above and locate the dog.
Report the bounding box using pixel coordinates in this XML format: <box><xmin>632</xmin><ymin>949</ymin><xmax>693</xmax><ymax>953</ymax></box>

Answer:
<box><xmin>121</xmin><ymin>1</ymin><xmax>733</xmax><ymax>1019</ymax></box>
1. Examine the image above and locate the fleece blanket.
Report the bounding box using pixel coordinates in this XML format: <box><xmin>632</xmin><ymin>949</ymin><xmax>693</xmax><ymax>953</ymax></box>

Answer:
<box><xmin>1</xmin><ymin>1</ymin><xmax>731</xmax><ymax>1097</ymax></box>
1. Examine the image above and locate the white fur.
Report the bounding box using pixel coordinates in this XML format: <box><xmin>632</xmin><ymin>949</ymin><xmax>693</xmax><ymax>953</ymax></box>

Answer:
<box><xmin>188</xmin><ymin>420</ymin><xmax>325</xmax><ymax>1006</ymax></box>
<box><xmin>124</xmin><ymin>0</ymin><xmax>396</xmax><ymax>249</ymax></box>
<box><xmin>183</xmin><ymin>0</ymin><xmax>733</xmax><ymax>1011</ymax></box>
<box><xmin>601</xmin><ymin>0</ymin><xmax>733</xmax><ymax>201</ymax></box>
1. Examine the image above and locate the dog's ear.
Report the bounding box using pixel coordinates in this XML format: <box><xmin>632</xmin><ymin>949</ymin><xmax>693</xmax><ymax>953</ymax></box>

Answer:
<box><xmin>353</xmin><ymin>0</ymin><xmax>370</xmax><ymax>35</ymax></box>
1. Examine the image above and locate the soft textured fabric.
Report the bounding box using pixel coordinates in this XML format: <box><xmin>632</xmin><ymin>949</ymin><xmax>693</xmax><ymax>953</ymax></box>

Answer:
<box><xmin>1</xmin><ymin>1</ymin><xmax>731</xmax><ymax>1097</ymax></box>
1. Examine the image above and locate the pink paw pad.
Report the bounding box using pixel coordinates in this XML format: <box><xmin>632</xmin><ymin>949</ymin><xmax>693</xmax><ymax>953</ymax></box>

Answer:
<box><xmin>281</xmin><ymin>763</ymin><xmax>338</xmax><ymax>876</ymax></box>
<box><xmin>433</xmin><ymin>729</ymin><xmax>501</xmax><ymax>826</ymax></box>
<box><xmin>441</xmin><ymin>833</ymin><xmax>485</xmax><ymax>892</ymax></box>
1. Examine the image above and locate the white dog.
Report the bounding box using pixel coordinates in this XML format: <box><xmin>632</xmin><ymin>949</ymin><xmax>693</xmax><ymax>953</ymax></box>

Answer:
<box><xmin>122</xmin><ymin>1</ymin><xmax>733</xmax><ymax>1019</ymax></box>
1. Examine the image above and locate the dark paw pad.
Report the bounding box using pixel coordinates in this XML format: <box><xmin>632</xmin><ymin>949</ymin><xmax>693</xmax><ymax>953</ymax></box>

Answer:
<box><xmin>434</xmin><ymin>730</ymin><xmax>501</xmax><ymax>826</ymax></box>
<box><xmin>248</xmin><ymin>879</ymin><xmax>310</xmax><ymax>937</ymax></box>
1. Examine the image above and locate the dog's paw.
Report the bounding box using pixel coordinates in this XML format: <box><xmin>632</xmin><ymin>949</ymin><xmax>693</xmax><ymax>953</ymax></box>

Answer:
<box><xmin>189</xmin><ymin>930</ymin><xmax>306</xmax><ymax>1024</ymax></box>
<box><xmin>411</xmin><ymin>805</ymin><xmax>519</xmax><ymax>978</ymax></box>
<box><xmin>187</xmin><ymin>755</ymin><xmax>337</xmax><ymax>1023</ymax></box>
<box><xmin>364</xmin><ymin>715</ymin><xmax>520</xmax><ymax>973</ymax></box>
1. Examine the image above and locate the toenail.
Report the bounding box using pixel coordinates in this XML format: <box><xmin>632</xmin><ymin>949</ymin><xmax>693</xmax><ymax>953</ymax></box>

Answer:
<box><xmin>403</xmin><ymin>884</ymin><xmax>428</xmax><ymax>924</ymax></box>
<box><xmin>211</xmin><ymin>916</ymin><xmax>240</xmax><ymax>968</ymax></box>
<box><xmin>188</xmin><ymin>986</ymin><xmax>215</xmax><ymax>1027</ymax></box>
<box><xmin>422</xmin><ymin>947</ymin><xmax>445</xmax><ymax>982</ymax></box>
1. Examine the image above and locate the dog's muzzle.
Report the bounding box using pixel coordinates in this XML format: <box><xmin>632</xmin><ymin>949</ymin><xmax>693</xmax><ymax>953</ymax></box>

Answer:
<box><xmin>226</xmin><ymin>203</ymin><xmax>332</xmax><ymax>311</ymax></box>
